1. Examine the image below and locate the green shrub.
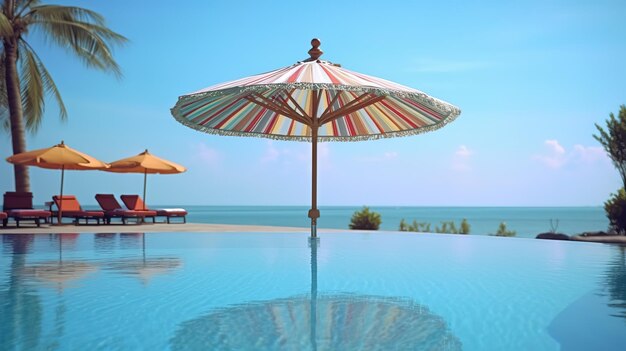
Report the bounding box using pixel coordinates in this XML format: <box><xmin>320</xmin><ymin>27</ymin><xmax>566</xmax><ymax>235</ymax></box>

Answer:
<box><xmin>399</xmin><ymin>219</ymin><xmax>408</xmax><ymax>231</ymax></box>
<box><xmin>459</xmin><ymin>219</ymin><xmax>471</xmax><ymax>234</ymax></box>
<box><xmin>605</xmin><ymin>188</ymin><xmax>626</xmax><ymax>234</ymax></box>
<box><xmin>436</xmin><ymin>221</ymin><xmax>458</xmax><ymax>234</ymax></box>
<box><xmin>349</xmin><ymin>206</ymin><xmax>381</xmax><ymax>230</ymax></box>
<box><xmin>398</xmin><ymin>219</ymin><xmax>431</xmax><ymax>232</ymax></box>
<box><xmin>492</xmin><ymin>222</ymin><xmax>516</xmax><ymax>237</ymax></box>
<box><xmin>399</xmin><ymin>219</ymin><xmax>469</xmax><ymax>234</ymax></box>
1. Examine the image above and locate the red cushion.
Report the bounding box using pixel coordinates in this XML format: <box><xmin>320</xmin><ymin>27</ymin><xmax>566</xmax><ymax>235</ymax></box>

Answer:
<box><xmin>3</xmin><ymin>192</ymin><xmax>34</xmax><ymax>210</ymax></box>
<box><xmin>52</xmin><ymin>195</ymin><xmax>82</xmax><ymax>211</ymax></box>
<box><xmin>156</xmin><ymin>209</ymin><xmax>187</xmax><ymax>217</ymax></box>
<box><xmin>8</xmin><ymin>209</ymin><xmax>51</xmax><ymax>218</ymax></box>
<box><xmin>59</xmin><ymin>210</ymin><xmax>104</xmax><ymax>218</ymax></box>
<box><xmin>105</xmin><ymin>209</ymin><xmax>157</xmax><ymax>217</ymax></box>
<box><xmin>95</xmin><ymin>194</ymin><xmax>123</xmax><ymax>211</ymax></box>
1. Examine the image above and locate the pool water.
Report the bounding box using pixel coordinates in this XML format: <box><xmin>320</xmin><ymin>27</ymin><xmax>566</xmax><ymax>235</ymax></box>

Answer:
<box><xmin>1</xmin><ymin>232</ymin><xmax>625</xmax><ymax>350</ymax></box>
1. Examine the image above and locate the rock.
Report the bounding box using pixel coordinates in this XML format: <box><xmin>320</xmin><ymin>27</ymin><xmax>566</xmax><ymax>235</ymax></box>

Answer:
<box><xmin>536</xmin><ymin>232</ymin><xmax>570</xmax><ymax>241</ymax></box>
<box><xmin>579</xmin><ymin>231</ymin><xmax>609</xmax><ymax>237</ymax></box>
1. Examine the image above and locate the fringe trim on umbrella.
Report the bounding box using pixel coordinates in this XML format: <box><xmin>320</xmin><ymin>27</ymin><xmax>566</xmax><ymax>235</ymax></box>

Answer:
<box><xmin>177</xmin><ymin>83</ymin><xmax>461</xmax><ymax>117</ymax></box>
<box><xmin>170</xmin><ymin>106</ymin><xmax>460</xmax><ymax>143</ymax></box>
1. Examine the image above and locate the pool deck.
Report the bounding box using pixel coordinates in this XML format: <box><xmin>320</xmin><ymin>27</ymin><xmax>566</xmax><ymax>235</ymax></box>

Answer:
<box><xmin>0</xmin><ymin>222</ymin><xmax>341</xmax><ymax>234</ymax></box>
<box><xmin>1</xmin><ymin>223</ymin><xmax>625</xmax><ymax>243</ymax></box>
<box><xmin>570</xmin><ymin>235</ymin><xmax>626</xmax><ymax>244</ymax></box>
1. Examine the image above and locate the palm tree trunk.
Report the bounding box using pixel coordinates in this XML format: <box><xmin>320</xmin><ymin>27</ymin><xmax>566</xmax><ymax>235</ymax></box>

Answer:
<box><xmin>4</xmin><ymin>38</ymin><xmax>31</xmax><ymax>192</ymax></box>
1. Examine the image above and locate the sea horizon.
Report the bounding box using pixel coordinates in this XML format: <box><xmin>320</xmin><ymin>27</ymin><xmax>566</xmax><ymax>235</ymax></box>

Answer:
<box><xmin>79</xmin><ymin>205</ymin><xmax>607</xmax><ymax>239</ymax></box>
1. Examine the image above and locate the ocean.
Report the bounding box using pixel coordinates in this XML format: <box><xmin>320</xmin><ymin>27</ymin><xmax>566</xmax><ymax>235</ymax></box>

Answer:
<box><xmin>177</xmin><ymin>206</ymin><xmax>609</xmax><ymax>238</ymax></box>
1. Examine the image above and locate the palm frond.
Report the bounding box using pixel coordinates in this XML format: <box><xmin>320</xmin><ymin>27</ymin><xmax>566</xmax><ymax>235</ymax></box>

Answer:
<box><xmin>18</xmin><ymin>40</ymin><xmax>66</xmax><ymax>132</ymax></box>
<box><xmin>27</xmin><ymin>5</ymin><xmax>127</xmax><ymax>77</ymax></box>
<box><xmin>16</xmin><ymin>0</ymin><xmax>40</xmax><ymax>17</ymax></box>
<box><xmin>0</xmin><ymin>11</ymin><xmax>14</xmax><ymax>37</ymax></box>
<box><xmin>18</xmin><ymin>43</ymin><xmax>44</xmax><ymax>131</ymax></box>
<box><xmin>29</xmin><ymin>5</ymin><xmax>106</xmax><ymax>26</ymax></box>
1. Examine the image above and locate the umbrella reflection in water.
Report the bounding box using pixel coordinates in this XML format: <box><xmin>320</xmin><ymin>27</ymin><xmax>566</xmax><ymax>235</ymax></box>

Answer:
<box><xmin>170</xmin><ymin>238</ymin><xmax>461</xmax><ymax>350</ymax></box>
<box><xmin>21</xmin><ymin>234</ymin><xmax>97</xmax><ymax>291</ymax></box>
<box><xmin>18</xmin><ymin>234</ymin><xmax>98</xmax><ymax>347</ymax></box>
<box><xmin>103</xmin><ymin>233</ymin><xmax>182</xmax><ymax>286</ymax></box>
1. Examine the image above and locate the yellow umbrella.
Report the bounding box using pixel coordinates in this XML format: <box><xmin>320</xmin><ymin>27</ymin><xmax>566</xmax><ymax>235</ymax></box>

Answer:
<box><xmin>6</xmin><ymin>141</ymin><xmax>109</xmax><ymax>223</ymax></box>
<box><xmin>104</xmin><ymin>150</ymin><xmax>186</xmax><ymax>209</ymax></box>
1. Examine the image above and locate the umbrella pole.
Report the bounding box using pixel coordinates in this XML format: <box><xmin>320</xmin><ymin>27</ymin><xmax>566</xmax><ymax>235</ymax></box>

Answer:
<box><xmin>308</xmin><ymin>127</ymin><xmax>320</xmax><ymax>238</ymax></box>
<box><xmin>308</xmin><ymin>90</ymin><xmax>321</xmax><ymax>238</ymax></box>
<box><xmin>143</xmin><ymin>169</ymin><xmax>147</xmax><ymax>211</ymax></box>
<box><xmin>58</xmin><ymin>166</ymin><xmax>64</xmax><ymax>224</ymax></box>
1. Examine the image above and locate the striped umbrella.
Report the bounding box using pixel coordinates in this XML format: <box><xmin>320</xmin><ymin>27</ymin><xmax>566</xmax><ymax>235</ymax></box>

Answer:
<box><xmin>171</xmin><ymin>39</ymin><xmax>461</xmax><ymax>237</ymax></box>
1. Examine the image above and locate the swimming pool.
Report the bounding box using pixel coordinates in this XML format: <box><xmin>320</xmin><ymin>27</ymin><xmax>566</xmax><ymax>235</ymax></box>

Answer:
<box><xmin>1</xmin><ymin>232</ymin><xmax>625</xmax><ymax>350</ymax></box>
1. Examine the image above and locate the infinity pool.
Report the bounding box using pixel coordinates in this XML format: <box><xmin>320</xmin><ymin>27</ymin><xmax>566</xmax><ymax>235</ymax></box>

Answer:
<box><xmin>1</xmin><ymin>232</ymin><xmax>625</xmax><ymax>350</ymax></box>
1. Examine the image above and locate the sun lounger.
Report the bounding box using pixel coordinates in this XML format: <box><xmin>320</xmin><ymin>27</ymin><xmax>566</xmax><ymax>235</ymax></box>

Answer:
<box><xmin>0</xmin><ymin>211</ymin><xmax>7</xmax><ymax>227</ymax></box>
<box><xmin>120</xmin><ymin>195</ymin><xmax>187</xmax><ymax>224</ymax></box>
<box><xmin>3</xmin><ymin>192</ymin><xmax>52</xmax><ymax>227</ymax></box>
<box><xmin>52</xmin><ymin>195</ymin><xmax>105</xmax><ymax>225</ymax></box>
<box><xmin>95</xmin><ymin>194</ymin><xmax>157</xmax><ymax>224</ymax></box>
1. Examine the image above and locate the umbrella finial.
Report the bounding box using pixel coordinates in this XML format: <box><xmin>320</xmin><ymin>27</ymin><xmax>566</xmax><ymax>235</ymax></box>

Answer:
<box><xmin>308</xmin><ymin>38</ymin><xmax>323</xmax><ymax>60</ymax></box>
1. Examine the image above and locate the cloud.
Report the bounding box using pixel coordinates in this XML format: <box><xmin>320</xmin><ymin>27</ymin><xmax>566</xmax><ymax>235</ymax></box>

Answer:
<box><xmin>533</xmin><ymin>140</ymin><xmax>609</xmax><ymax>169</ymax></box>
<box><xmin>260</xmin><ymin>141</ymin><xmax>332</xmax><ymax>170</ymax></box>
<box><xmin>195</xmin><ymin>142</ymin><xmax>221</xmax><ymax>165</ymax></box>
<box><xmin>452</xmin><ymin>145</ymin><xmax>473</xmax><ymax>171</ymax></box>
<box><xmin>260</xmin><ymin>141</ymin><xmax>282</xmax><ymax>163</ymax></box>
<box><xmin>455</xmin><ymin>145</ymin><xmax>472</xmax><ymax>157</ymax></box>
<box><xmin>534</xmin><ymin>139</ymin><xmax>566</xmax><ymax>169</ymax></box>
<box><xmin>384</xmin><ymin>151</ymin><xmax>399</xmax><ymax>159</ymax></box>
<box><xmin>572</xmin><ymin>145</ymin><xmax>606</xmax><ymax>163</ymax></box>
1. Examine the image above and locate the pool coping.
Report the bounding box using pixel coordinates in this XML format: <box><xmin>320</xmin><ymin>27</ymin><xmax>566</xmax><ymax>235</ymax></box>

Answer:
<box><xmin>2</xmin><ymin>223</ymin><xmax>625</xmax><ymax>244</ymax></box>
<box><xmin>0</xmin><ymin>222</ymin><xmax>331</xmax><ymax>234</ymax></box>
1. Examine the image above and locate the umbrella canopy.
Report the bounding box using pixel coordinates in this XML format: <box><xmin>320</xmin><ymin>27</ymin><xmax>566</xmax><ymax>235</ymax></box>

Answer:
<box><xmin>105</xmin><ymin>150</ymin><xmax>186</xmax><ymax>174</ymax></box>
<box><xmin>171</xmin><ymin>39</ymin><xmax>461</xmax><ymax>236</ymax></box>
<box><xmin>170</xmin><ymin>294</ymin><xmax>460</xmax><ymax>350</ymax></box>
<box><xmin>6</xmin><ymin>141</ymin><xmax>108</xmax><ymax>223</ymax></box>
<box><xmin>6</xmin><ymin>140</ymin><xmax>107</xmax><ymax>170</ymax></box>
<box><xmin>171</xmin><ymin>237</ymin><xmax>460</xmax><ymax>350</ymax></box>
<box><xmin>104</xmin><ymin>150</ymin><xmax>186</xmax><ymax>208</ymax></box>
<box><xmin>106</xmin><ymin>257</ymin><xmax>181</xmax><ymax>285</ymax></box>
<box><xmin>22</xmin><ymin>260</ymin><xmax>97</xmax><ymax>291</ymax></box>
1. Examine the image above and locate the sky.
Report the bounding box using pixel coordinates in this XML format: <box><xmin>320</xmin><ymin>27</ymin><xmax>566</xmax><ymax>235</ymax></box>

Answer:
<box><xmin>0</xmin><ymin>0</ymin><xmax>625</xmax><ymax>206</ymax></box>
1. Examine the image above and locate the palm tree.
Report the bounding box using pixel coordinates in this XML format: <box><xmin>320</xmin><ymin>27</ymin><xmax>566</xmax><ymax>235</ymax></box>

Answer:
<box><xmin>0</xmin><ymin>0</ymin><xmax>126</xmax><ymax>192</ymax></box>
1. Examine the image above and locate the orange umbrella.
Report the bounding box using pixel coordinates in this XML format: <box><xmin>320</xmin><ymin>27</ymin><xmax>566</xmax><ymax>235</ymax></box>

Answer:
<box><xmin>6</xmin><ymin>141</ymin><xmax>109</xmax><ymax>223</ymax></box>
<box><xmin>104</xmin><ymin>150</ymin><xmax>186</xmax><ymax>209</ymax></box>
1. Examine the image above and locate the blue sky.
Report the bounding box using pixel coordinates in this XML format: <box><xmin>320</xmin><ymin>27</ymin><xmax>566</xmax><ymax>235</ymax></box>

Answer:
<box><xmin>1</xmin><ymin>0</ymin><xmax>624</xmax><ymax>206</ymax></box>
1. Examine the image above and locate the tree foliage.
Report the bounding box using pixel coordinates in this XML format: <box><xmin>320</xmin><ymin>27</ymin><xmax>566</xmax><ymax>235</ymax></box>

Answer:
<box><xmin>594</xmin><ymin>105</ymin><xmax>626</xmax><ymax>190</ymax></box>
<box><xmin>1</xmin><ymin>0</ymin><xmax>127</xmax><ymax>191</ymax></box>
<box><xmin>349</xmin><ymin>206</ymin><xmax>381</xmax><ymax>230</ymax></box>
<box><xmin>605</xmin><ymin>188</ymin><xmax>626</xmax><ymax>235</ymax></box>
<box><xmin>492</xmin><ymin>222</ymin><xmax>516</xmax><ymax>237</ymax></box>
